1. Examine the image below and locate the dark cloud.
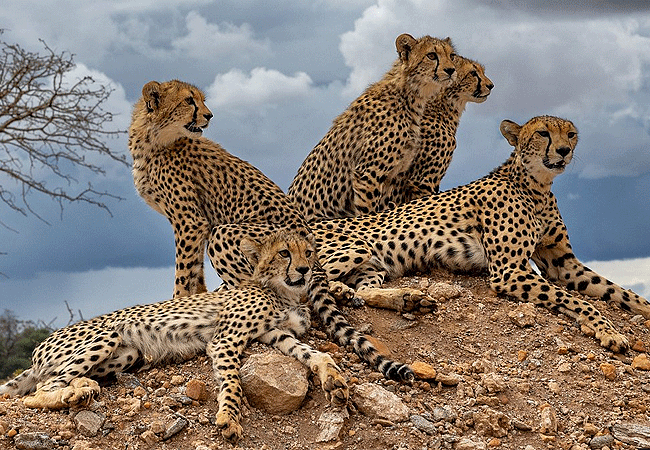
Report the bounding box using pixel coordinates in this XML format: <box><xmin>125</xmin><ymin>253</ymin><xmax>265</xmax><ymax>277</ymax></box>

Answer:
<box><xmin>484</xmin><ymin>0</ymin><xmax>650</xmax><ymax>16</ymax></box>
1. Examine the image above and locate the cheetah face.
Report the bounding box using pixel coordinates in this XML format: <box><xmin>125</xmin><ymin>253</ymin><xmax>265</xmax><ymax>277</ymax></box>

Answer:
<box><xmin>396</xmin><ymin>34</ymin><xmax>457</xmax><ymax>98</ymax></box>
<box><xmin>242</xmin><ymin>231</ymin><xmax>318</xmax><ymax>301</ymax></box>
<box><xmin>139</xmin><ymin>80</ymin><xmax>213</xmax><ymax>143</ymax></box>
<box><xmin>453</xmin><ymin>57</ymin><xmax>493</xmax><ymax>103</ymax></box>
<box><xmin>500</xmin><ymin>116</ymin><xmax>578</xmax><ymax>183</ymax></box>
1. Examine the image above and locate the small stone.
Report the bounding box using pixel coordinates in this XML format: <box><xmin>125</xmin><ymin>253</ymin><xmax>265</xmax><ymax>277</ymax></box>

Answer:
<box><xmin>410</xmin><ymin>415</ymin><xmax>436</xmax><ymax>435</ymax></box>
<box><xmin>473</xmin><ymin>408</ymin><xmax>509</xmax><ymax>437</ymax></box>
<box><xmin>508</xmin><ymin>302</ymin><xmax>536</xmax><ymax>327</ymax></box>
<box><xmin>631</xmin><ymin>354</ymin><xmax>650</xmax><ymax>371</ymax></box>
<box><xmin>548</xmin><ymin>381</ymin><xmax>560</xmax><ymax>394</ymax></box>
<box><xmin>583</xmin><ymin>422</ymin><xmax>599</xmax><ymax>436</ymax></box>
<box><xmin>539</xmin><ymin>404</ymin><xmax>557</xmax><ymax>435</ymax></box>
<box><xmin>481</xmin><ymin>373</ymin><xmax>507</xmax><ymax>393</ymax></box>
<box><xmin>432</xmin><ymin>406</ymin><xmax>457</xmax><ymax>422</ymax></box>
<box><xmin>512</xmin><ymin>419</ymin><xmax>532</xmax><ymax>431</ymax></box>
<box><xmin>487</xmin><ymin>438</ymin><xmax>501</xmax><ymax>447</ymax></box>
<box><xmin>316</xmin><ymin>408</ymin><xmax>348</xmax><ymax>442</ymax></box>
<box><xmin>587</xmin><ymin>352</ymin><xmax>596</xmax><ymax>361</ymax></box>
<box><xmin>170</xmin><ymin>375</ymin><xmax>184</xmax><ymax>385</ymax></box>
<box><xmin>455</xmin><ymin>436</ymin><xmax>487</xmax><ymax>450</ymax></box>
<box><xmin>435</xmin><ymin>372</ymin><xmax>463</xmax><ymax>386</ymax></box>
<box><xmin>353</xmin><ymin>383</ymin><xmax>409</xmax><ymax>422</ymax></box>
<box><xmin>185</xmin><ymin>379</ymin><xmax>209</xmax><ymax>401</ymax></box>
<box><xmin>7</xmin><ymin>428</ymin><xmax>18</xmax><ymax>438</ymax></box>
<box><xmin>140</xmin><ymin>430</ymin><xmax>158</xmax><ymax>445</ymax></box>
<box><xmin>151</xmin><ymin>420</ymin><xmax>166</xmax><ymax>435</ymax></box>
<box><xmin>558</xmin><ymin>362</ymin><xmax>572</xmax><ymax>373</ymax></box>
<box><xmin>589</xmin><ymin>434</ymin><xmax>615</xmax><ymax>449</ymax></box>
<box><xmin>631</xmin><ymin>340</ymin><xmax>646</xmax><ymax>352</ymax></box>
<box><xmin>162</xmin><ymin>414</ymin><xmax>189</xmax><ymax>441</ymax></box>
<box><xmin>557</xmin><ymin>346</ymin><xmax>569</xmax><ymax>355</ymax></box>
<box><xmin>517</xmin><ymin>350</ymin><xmax>528</xmax><ymax>362</ymax></box>
<box><xmin>540</xmin><ymin>434</ymin><xmax>556</xmax><ymax>442</ymax></box>
<box><xmin>14</xmin><ymin>432</ymin><xmax>55</xmax><ymax>450</ymax></box>
<box><xmin>411</xmin><ymin>361</ymin><xmax>437</xmax><ymax>380</ymax></box>
<box><xmin>133</xmin><ymin>386</ymin><xmax>147</xmax><ymax>397</ymax></box>
<box><xmin>599</xmin><ymin>363</ymin><xmax>617</xmax><ymax>380</ymax></box>
<box><xmin>74</xmin><ymin>410</ymin><xmax>105</xmax><ymax>437</ymax></box>
<box><xmin>645</xmin><ymin>319</ymin><xmax>650</xmax><ymax>329</ymax></box>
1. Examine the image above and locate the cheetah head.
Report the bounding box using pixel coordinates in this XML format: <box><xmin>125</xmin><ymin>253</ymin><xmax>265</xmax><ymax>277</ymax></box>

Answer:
<box><xmin>241</xmin><ymin>230</ymin><xmax>317</xmax><ymax>303</ymax></box>
<box><xmin>500</xmin><ymin>115</ymin><xmax>578</xmax><ymax>185</ymax></box>
<box><xmin>136</xmin><ymin>80</ymin><xmax>213</xmax><ymax>147</ymax></box>
<box><xmin>452</xmin><ymin>56</ymin><xmax>493</xmax><ymax>103</ymax></box>
<box><xmin>395</xmin><ymin>33</ymin><xmax>457</xmax><ymax>98</ymax></box>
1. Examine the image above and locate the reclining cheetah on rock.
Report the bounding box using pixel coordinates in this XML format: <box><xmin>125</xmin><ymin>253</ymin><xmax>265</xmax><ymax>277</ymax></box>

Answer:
<box><xmin>128</xmin><ymin>79</ymin><xmax>413</xmax><ymax>382</ymax></box>
<box><xmin>0</xmin><ymin>231</ymin><xmax>348</xmax><ymax>443</ymax></box>
<box><xmin>309</xmin><ymin>115</ymin><xmax>650</xmax><ymax>352</ymax></box>
<box><xmin>288</xmin><ymin>33</ymin><xmax>457</xmax><ymax>221</ymax></box>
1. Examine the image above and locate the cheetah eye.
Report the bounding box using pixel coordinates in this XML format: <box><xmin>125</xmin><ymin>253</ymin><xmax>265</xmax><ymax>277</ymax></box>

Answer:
<box><xmin>305</xmin><ymin>250</ymin><xmax>313</xmax><ymax>258</ymax></box>
<box><xmin>185</xmin><ymin>97</ymin><xmax>195</xmax><ymax>105</ymax></box>
<box><xmin>537</xmin><ymin>130</ymin><xmax>550</xmax><ymax>138</ymax></box>
<box><xmin>426</xmin><ymin>52</ymin><xmax>438</xmax><ymax>61</ymax></box>
<box><xmin>567</xmin><ymin>131</ymin><xmax>576</xmax><ymax>139</ymax></box>
<box><xmin>279</xmin><ymin>250</ymin><xmax>290</xmax><ymax>258</ymax></box>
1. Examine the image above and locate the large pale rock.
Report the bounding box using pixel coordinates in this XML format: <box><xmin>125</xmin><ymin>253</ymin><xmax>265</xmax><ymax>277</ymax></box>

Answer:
<box><xmin>240</xmin><ymin>351</ymin><xmax>309</xmax><ymax>415</ymax></box>
<box><xmin>316</xmin><ymin>408</ymin><xmax>349</xmax><ymax>442</ymax></box>
<box><xmin>13</xmin><ymin>432</ymin><xmax>55</xmax><ymax>450</ymax></box>
<box><xmin>74</xmin><ymin>410</ymin><xmax>105</xmax><ymax>437</ymax></box>
<box><xmin>473</xmin><ymin>407</ymin><xmax>509</xmax><ymax>437</ymax></box>
<box><xmin>508</xmin><ymin>303</ymin><xmax>536</xmax><ymax>328</ymax></box>
<box><xmin>455</xmin><ymin>437</ymin><xmax>487</xmax><ymax>450</ymax></box>
<box><xmin>539</xmin><ymin>404</ymin><xmax>557</xmax><ymax>435</ymax></box>
<box><xmin>352</xmin><ymin>383</ymin><xmax>409</xmax><ymax>422</ymax></box>
<box><xmin>612</xmin><ymin>422</ymin><xmax>650</xmax><ymax>448</ymax></box>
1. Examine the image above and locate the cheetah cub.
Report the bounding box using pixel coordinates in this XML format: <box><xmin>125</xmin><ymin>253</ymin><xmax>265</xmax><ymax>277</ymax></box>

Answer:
<box><xmin>0</xmin><ymin>231</ymin><xmax>348</xmax><ymax>444</ymax></box>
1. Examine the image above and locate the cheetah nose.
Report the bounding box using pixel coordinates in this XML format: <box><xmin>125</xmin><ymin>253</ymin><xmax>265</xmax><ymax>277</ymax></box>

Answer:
<box><xmin>444</xmin><ymin>67</ymin><xmax>455</xmax><ymax>77</ymax></box>
<box><xmin>296</xmin><ymin>266</ymin><xmax>309</xmax><ymax>275</ymax></box>
<box><xmin>204</xmin><ymin>112</ymin><xmax>213</xmax><ymax>121</ymax></box>
<box><xmin>486</xmin><ymin>82</ymin><xmax>494</xmax><ymax>90</ymax></box>
<box><xmin>557</xmin><ymin>147</ymin><xmax>571</xmax><ymax>157</ymax></box>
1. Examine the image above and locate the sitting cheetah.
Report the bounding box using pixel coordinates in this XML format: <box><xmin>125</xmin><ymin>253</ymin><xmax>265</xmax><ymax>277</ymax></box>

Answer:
<box><xmin>387</xmin><ymin>55</ymin><xmax>494</xmax><ymax>206</ymax></box>
<box><xmin>310</xmin><ymin>116</ymin><xmax>649</xmax><ymax>352</ymax></box>
<box><xmin>288</xmin><ymin>33</ymin><xmax>457</xmax><ymax>221</ymax></box>
<box><xmin>0</xmin><ymin>232</ymin><xmax>348</xmax><ymax>444</ymax></box>
<box><xmin>128</xmin><ymin>80</ymin><xmax>413</xmax><ymax>382</ymax></box>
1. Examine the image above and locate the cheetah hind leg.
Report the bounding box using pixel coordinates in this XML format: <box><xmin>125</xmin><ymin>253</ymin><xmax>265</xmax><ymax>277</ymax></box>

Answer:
<box><xmin>23</xmin><ymin>377</ymin><xmax>100</xmax><ymax>410</ymax></box>
<box><xmin>356</xmin><ymin>286</ymin><xmax>429</xmax><ymax>312</ymax></box>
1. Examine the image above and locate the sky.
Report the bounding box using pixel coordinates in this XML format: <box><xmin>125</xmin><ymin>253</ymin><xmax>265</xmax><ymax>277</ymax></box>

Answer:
<box><xmin>0</xmin><ymin>0</ymin><xmax>649</xmax><ymax>327</ymax></box>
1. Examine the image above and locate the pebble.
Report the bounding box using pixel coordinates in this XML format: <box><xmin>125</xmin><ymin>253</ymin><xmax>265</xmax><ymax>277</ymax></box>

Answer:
<box><xmin>599</xmin><ymin>363</ymin><xmax>617</xmax><ymax>380</ymax></box>
<box><xmin>473</xmin><ymin>408</ymin><xmax>509</xmax><ymax>437</ymax></box>
<box><xmin>631</xmin><ymin>353</ymin><xmax>650</xmax><ymax>371</ymax></box>
<box><xmin>185</xmin><ymin>379</ymin><xmax>209</xmax><ymax>401</ymax></box>
<box><xmin>133</xmin><ymin>386</ymin><xmax>147</xmax><ymax>398</ymax></box>
<box><xmin>13</xmin><ymin>432</ymin><xmax>55</xmax><ymax>450</ymax></box>
<box><xmin>517</xmin><ymin>350</ymin><xmax>528</xmax><ymax>362</ymax></box>
<box><xmin>170</xmin><ymin>375</ymin><xmax>185</xmax><ymax>385</ymax></box>
<box><xmin>435</xmin><ymin>372</ymin><xmax>463</xmax><ymax>386</ymax></box>
<box><xmin>481</xmin><ymin>373</ymin><xmax>506</xmax><ymax>393</ymax></box>
<box><xmin>631</xmin><ymin>340</ymin><xmax>646</xmax><ymax>352</ymax></box>
<box><xmin>352</xmin><ymin>383</ymin><xmax>410</xmax><ymax>422</ymax></box>
<box><xmin>410</xmin><ymin>415</ymin><xmax>436</xmax><ymax>435</ymax></box>
<box><xmin>507</xmin><ymin>303</ymin><xmax>536</xmax><ymax>328</ymax></box>
<box><xmin>432</xmin><ymin>406</ymin><xmax>457</xmax><ymax>422</ymax></box>
<box><xmin>539</xmin><ymin>404</ymin><xmax>557</xmax><ymax>435</ymax></box>
<box><xmin>411</xmin><ymin>361</ymin><xmax>437</xmax><ymax>380</ymax></box>
<box><xmin>140</xmin><ymin>430</ymin><xmax>158</xmax><ymax>445</ymax></box>
<box><xmin>315</xmin><ymin>408</ymin><xmax>348</xmax><ymax>442</ymax></box>
<box><xmin>74</xmin><ymin>410</ymin><xmax>105</xmax><ymax>437</ymax></box>
<box><xmin>558</xmin><ymin>362</ymin><xmax>572</xmax><ymax>373</ymax></box>
<box><xmin>162</xmin><ymin>414</ymin><xmax>189</xmax><ymax>441</ymax></box>
<box><xmin>589</xmin><ymin>434</ymin><xmax>615</xmax><ymax>449</ymax></box>
<box><xmin>455</xmin><ymin>437</ymin><xmax>487</xmax><ymax>450</ymax></box>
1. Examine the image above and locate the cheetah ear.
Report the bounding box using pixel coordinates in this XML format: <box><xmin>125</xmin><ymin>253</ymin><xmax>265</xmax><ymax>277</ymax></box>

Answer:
<box><xmin>500</xmin><ymin>120</ymin><xmax>521</xmax><ymax>147</ymax></box>
<box><xmin>240</xmin><ymin>237</ymin><xmax>262</xmax><ymax>266</ymax></box>
<box><xmin>444</xmin><ymin>37</ymin><xmax>454</xmax><ymax>47</ymax></box>
<box><xmin>395</xmin><ymin>33</ymin><xmax>416</xmax><ymax>62</ymax></box>
<box><xmin>142</xmin><ymin>81</ymin><xmax>162</xmax><ymax>113</ymax></box>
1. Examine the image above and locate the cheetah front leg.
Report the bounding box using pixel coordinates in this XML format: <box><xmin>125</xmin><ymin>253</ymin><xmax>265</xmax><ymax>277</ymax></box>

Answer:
<box><xmin>534</xmin><ymin>247</ymin><xmax>650</xmax><ymax>319</ymax></box>
<box><xmin>257</xmin><ymin>328</ymin><xmax>349</xmax><ymax>407</ymax></box>
<box><xmin>492</xmin><ymin>269</ymin><xmax>629</xmax><ymax>353</ymax></box>
<box><xmin>172</xmin><ymin>215</ymin><xmax>210</xmax><ymax>297</ymax></box>
<box><xmin>24</xmin><ymin>377</ymin><xmax>100</xmax><ymax>409</ymax></box>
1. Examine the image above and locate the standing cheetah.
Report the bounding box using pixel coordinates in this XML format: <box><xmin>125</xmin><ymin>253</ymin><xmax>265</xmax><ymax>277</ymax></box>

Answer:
<box><xmin>0</xmin><ymin>231</ymin><xmax>348</xmax><ymax>443</ymax></box>
<box><xmin>288</xmin><ymin>33</ymin><xmax>457</xmax><ymax>221</ymax></box>
<box><xmin>128</xmin><ymin>80</ymin><xmax>413</xmax><ymax>383</ymax></box>
<box><xmin>310</xmin><ymin>116</ymin><xmax>649</xmax><ymax>352</ymax></box>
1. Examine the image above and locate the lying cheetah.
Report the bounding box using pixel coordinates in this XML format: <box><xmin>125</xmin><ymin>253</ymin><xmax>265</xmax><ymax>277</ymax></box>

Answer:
<box><xmin>0</xmin><ymin>231</ymin><xmax>348</xmax><ymax>444</ymax></box>
<box><xmin>388</xmin><ymin>55</ymin><xmax>494</xmax><ymax>206</ymax></box>
<box><xmin>128</xmin><ymin>80</ymin><xmax>413</xmax><ymax>382</ymax></box>
<box><xmin>310</xmin><ymin>116</ymin><xmax>649</xmax><ymax>352</ymax></box>
<box><xmin>288</xmin><ymin>33</ymin><xmax>457</xmax><ymax>221</ymax></box>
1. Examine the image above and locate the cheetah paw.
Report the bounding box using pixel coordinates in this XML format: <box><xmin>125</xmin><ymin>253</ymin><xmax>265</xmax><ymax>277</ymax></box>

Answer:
<box><xmin>23</xmin><ymin>377</ymin><xmax>100</xmax><ymax>410</ymax></box>
<box><xmin>593</xmin><ymin>327</ymin><xmax>629</xmax><ymax>353</ymax></box>
<box><xmin>318</xmin><ymin>363</ymin><xmax>349</xmax><ymax>407</ymax></box>
<box><xmin>356</xmin><ymin>287</ymin><xmax>429</xmax><ymax>312</ymax></box>
<box><xmin>329</xmin><ymin>281</ymin><xmax>364</xmax><ymax>307</ymax></box>
<box><xmin>216</xmin><ymin>411</ymin><xmax>243</xmax><ymax>443</ymax></box>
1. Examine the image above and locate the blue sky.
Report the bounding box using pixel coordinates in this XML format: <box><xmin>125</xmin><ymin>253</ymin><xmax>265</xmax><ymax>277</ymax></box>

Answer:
<box><xmin>1</xmin><ymin>0</ymin><xmax>649</xmax><ymax>326</ymax></box>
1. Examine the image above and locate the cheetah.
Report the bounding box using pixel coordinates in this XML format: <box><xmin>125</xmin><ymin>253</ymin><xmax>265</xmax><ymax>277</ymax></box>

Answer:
<box><xmin>128</xmin><ymin>80</ymin><xmax>414</xmax><ymax>382</ymax></box>
<box><xmin>388</xmin><ymin>55</ymin><xmax>494</xmax><ymax>206</ymax></box>
<box><xmin>309</xmin><ymin>115</ymin><xmax>650</xmax><ymax>352</ymax></box>
<box><xmin>0</xmin><ymin>231</ymin><xmax>348</xmax><ymax>443</ymax></box>
<box><xmin>288</xmin><ymin>33</ymin><xmax>457</xmax><ymax>221</ymax></box>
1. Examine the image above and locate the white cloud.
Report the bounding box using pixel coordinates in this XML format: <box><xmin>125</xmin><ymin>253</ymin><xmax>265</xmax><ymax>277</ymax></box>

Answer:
<box><xmin>206</xmin><ymin>67</ymin><xmax>313</xmax><ymax>115</ymax></box>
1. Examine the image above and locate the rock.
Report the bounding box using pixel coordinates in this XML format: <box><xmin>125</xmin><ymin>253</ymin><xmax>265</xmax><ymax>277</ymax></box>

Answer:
<box><xmin>151</xmin><ymin>420</ymin><xmax>166</xmax><ymax>435</ymax></box>
<box><xmin>548</xmin><ymin>381</ymin><xmax>560</xmax><ymax>394</ymax></box>
<box><xmin>170</xmin><ymin>375</ymin><xmax>185</xmax><ymax>385</ymax></box>
<box><xmin>352</xmin><ymin>383</ymin><xmax>409</xmax><ymax>422</ymax></box>
<box><xmin>318</xmin><ymin>342</ymin><xmax>340</xmax><ymax>353</ymax></box>
<box><xmin>74</xmin><ymin>410</ymin><xmax>105</xmax><ymax>437</ymax></box>
<box><xmin>612</xmin><ymin>422</ymin><xmax>650</xmax><ymax>448</ymax></box>
<box><xmin>511</xmin><ymin>418</ymin><xmax>533</xmax><ymax>431</ymax></box>
<box><xmin>631</xmin><ymin>354</ymin><xmax>650</xmax><ymax>371</ymax></box>
<box><xmin>162</xmin><ymin>414</ymin><xmax>189</xmax><ymax>441</ymax></box>
<box><xmin>473</xmin><ymin>407</ymin><xmax>509</xmax><ymax>437</ymax></box>
<box><xmin>427</xmin><ymin>282</ymin><xmax>463</xmax><ymax>302</ymax></box>
<box><xmin>240</xmin><ymin>351</ymin><xmax>309</xmax><ymax>415</ymax></box>
<box><xmin>589</xmin><ymin>434</ymin><xmax>615</xmax><ymax>449</ymax></box>
<box><xmin>631</xmin><ymin>340</ymin><xmax>646</xmax><ymax>352</ymax></box>
<box><xmin>558</xmin><ymin>362</ymin><xmax>572</xmax><ymax>373</ymax></box>
<box><xmin>507</xmin><ymin>302</ymin><xmax>536</xmax><ymax>327</ymax></box>
<box><xmin>70</xmin><ymin>440</ymin><xmax>102</xmax><ymax>450</ymax></box>
<box><xmin>432</xmin><ymin>406</ymin><xmax>457</xmax><ymax>422</ymax></box>
<box><xmin>455</xmin><ymin>437</ymin><xmax>487</xmax><ymax>450</ymax></box>
<box><xmin>410</xmin><ymin>415</ymin><xmax>436</xmax><ymax>435</ymax></box>
<box><xmin>411</xmin><ymin>361</ymin><xmax>437</xmax><ymax>380</ymax></box>
<box><xmin>133</xmin><ymin>386</ymin><xmax>147</xmax><ymax>398</ymax></box>
<box><xmin>539</xmin><ymin>404</ymin><xmax>557</xmax><ymax>435</ymax></box>
<box><xmin>517</xmin><ymin>350</ymin><xmax>528</xmax><ymax>361</ymax></box>
<box><xmin>481</xmin><ymin>373</ymin><xmax>507</xmax><ymax>393</ymax></box>
<box><xmin>140</xmin><ymin>430</ymin><xmax>159</xmax><ymax>445</ymax></box>
<box><xmin>599</xmin><ymin>363</ymin><xmax>617</xmax><ymax>380</ymax></box>
<box><xmin>14</xmin><ymin>432</ymin><xmax>55</xmax><ymax>450</ymax></box>
<box><xmin>185</xmin><ymin>379</ymin><xmax>209</xmax><ymax>401</ymax></box>
<box><xmin>435</xmin><ymin>372</ymin><xmax>463</xmax><ymax>386</ymax></box>
<box><xmin>316</xmin><ymin>408</ymin><xmax>348</xmax><ymax>442</ymax></box>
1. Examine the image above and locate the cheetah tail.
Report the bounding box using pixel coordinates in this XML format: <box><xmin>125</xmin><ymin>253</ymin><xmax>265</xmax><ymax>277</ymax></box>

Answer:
<box><xmin>0</xmin><ymin>367</ymin><xmax>38</xmax><ymax>397</ymax></box>
<box><xmin>309</xmin><ymin>265</ymin><xmax>414</xmax><ymax>383</ymax></box>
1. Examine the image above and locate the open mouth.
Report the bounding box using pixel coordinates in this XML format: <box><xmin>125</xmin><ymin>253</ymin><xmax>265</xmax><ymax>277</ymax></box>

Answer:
<box><xmin>543</xmin><ymin>159</ymin><xmax>567</xmax><ymax>171</ymax></box>
<box><xmin>286</xmin><ymin>277</ymin><xmax>306</xmax><ymax>287</ymax></box>
<box><xmin>184</xmin><ymin>123</ymin><xmax>205</xmax><ymax>135</ymax></box>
